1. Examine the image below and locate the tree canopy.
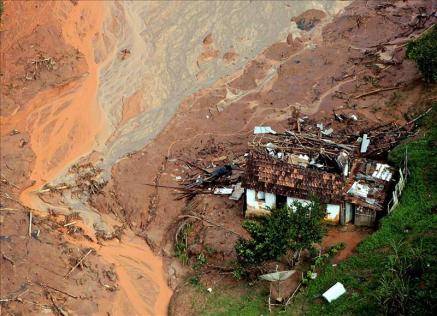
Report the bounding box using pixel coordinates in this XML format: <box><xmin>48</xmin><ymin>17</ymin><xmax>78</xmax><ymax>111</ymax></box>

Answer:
<box><xmin>235</xmin><ymin>200</ymin><xmax>327</xmax><ymax>267</ymax></box>
<box><xmin>406</xmin><ymin>25</ymin><xmax>437</xmax><ymax>83</ymax></box>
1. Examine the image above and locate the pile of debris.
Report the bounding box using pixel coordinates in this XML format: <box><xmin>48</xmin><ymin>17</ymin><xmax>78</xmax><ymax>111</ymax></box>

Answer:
<box><xmin>250</xmin><ymin>131</ymin><xmax>355</xmax><ymax>174</ymax></box>
<box><xmin>175</xmin><ymin>159</ymin><xmax>244</xmax><ymax>201</ymax></box>
<box><xmin>251</xmin><ymin>111</ymin><xmax>417</xmax><ymax>174</ymax></box>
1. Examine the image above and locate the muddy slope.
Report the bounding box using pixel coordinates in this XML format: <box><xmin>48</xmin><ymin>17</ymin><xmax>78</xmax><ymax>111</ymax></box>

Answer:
<box><xmin>0</xmin><ymin>1</ymin><xmax>172</xmax><ymax>315</ymax></box>
<box><xmin>97</xmin><ymin>0</ymin><xmax>435</xmax><ymax>295</ymax></box>
<box><xmin>1</xmin><ymin>0</ymin><xmax>435</xmax><ymax>315</ymax></box>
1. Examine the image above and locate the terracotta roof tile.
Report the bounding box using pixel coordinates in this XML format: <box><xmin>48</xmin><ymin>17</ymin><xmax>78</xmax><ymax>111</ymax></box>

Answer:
<box><xmin>242</xmin><ymin>152</ymin><xmax>345</xmax><ymax>204</ymax></box>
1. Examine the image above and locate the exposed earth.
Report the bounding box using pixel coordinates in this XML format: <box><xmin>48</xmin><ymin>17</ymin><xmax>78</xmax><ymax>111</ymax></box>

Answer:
<box><xmin>0</xmin><ymin>0</ymin><xmax>435</xmax><ymax>315</ymax></box>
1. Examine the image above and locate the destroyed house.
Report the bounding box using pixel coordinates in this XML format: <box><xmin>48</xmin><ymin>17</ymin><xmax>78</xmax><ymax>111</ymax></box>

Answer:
<box><xmin>344</xmin><ymin>158</ymin><xmax>397</xmax><ymax>226</ymax></box>
<box><xmin>242</xmin><ymin>150</ymin><xmax>401</xmax><ymax>227</ymax></box>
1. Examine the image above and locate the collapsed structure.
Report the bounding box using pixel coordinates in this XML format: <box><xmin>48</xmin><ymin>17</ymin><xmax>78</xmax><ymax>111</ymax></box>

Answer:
<box><xmin>242</xmin><ymin>123</ymin><xmax>408</xmax><ymax>226</ymax></box>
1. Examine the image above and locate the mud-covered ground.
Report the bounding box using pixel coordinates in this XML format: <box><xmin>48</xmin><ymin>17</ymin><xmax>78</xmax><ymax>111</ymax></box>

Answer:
<box><xmin>1</xmin><ymin>0</ymin><xmax>436</xmax><ymax>315</ymax></box>
<box><xmin>97</xmin><ymin>1</ymin><xmax>435</xmax><ymax>313</ymax></box>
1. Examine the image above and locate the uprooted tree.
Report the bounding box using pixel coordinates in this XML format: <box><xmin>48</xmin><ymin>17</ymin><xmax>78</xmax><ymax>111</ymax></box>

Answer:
<box><xmin>406</xmin><ymin>25</ymin><xmax>436</xmax><ymax>84</ymax></box>
<box><xmin>235</xmin><ymin>200</ymin><xmax>327</xmax><ymax>267</ymax></box>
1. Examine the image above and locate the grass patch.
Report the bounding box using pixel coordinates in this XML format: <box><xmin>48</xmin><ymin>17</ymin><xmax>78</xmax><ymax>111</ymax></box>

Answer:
<box><xmin>195</xmin><ymin>282</ymin><xmax>270</xmax><ymax>316</ymax></box>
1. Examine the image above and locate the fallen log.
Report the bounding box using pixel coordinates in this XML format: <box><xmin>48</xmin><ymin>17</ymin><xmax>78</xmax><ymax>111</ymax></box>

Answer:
<box><xmin>353</xmin><ymin>86</ymin><xmax>401</xmax><ymax>99</ymax></box>
<box><xmin>65</xmin><ymin>249</ymin><xmax>94</xmax><ymax>278</ymax></box>
<box><xmin>179</xmin><ymin>214</ymin><xmax>243</xmax><ymax>238</ymax></box>
<box><xmin>38</xmin><ymin>282</ymin><xmax>79</xmax><ymax>299</ymax></box>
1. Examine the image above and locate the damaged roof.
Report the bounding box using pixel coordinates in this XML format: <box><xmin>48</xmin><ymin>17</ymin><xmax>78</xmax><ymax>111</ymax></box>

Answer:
<box><xmin>344</xmin><ymin>159</ymin><xmax>396</xmax><ymax>211</ymax></box>
<box><xmin>243</xmin><ymin>152</ymin><xmax>344</xmax><ymax>204</ymax></box>
<box><xmin>243</xmin><ymin>152</ymin><xmax>397</xmax><ymax>210</ymax></box>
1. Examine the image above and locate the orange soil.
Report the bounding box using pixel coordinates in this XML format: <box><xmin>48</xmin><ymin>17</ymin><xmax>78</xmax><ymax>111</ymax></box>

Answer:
<box><xmin>65</xmin><ymin>217</ymin><xmax>172</xmax><ymax>316</ymax></box>
<box><xmin>1</xmin><ymin>1</ymin><xmax>172</xmax><ymax>315</ymax></box>
<box><xmin>15</xmin><ymin>2</ymin><xmax>108</xmax><ymax>208</ymax></box>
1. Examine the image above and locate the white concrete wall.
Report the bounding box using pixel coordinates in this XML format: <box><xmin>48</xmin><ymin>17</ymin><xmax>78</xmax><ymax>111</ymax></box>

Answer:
<box><xmin>246</xmin><ymin>189</ymin><xmax>275</xmax><ymax>211</ymax></box>
<box><xmin>247</xmin><ymin>189</ymin><xmax>257</xmax><ymax>208</ymax></box>
<box><xmin>265</xmin><ymin>193</ymin><xmax>276</xmax><ymax>209</ymax></box>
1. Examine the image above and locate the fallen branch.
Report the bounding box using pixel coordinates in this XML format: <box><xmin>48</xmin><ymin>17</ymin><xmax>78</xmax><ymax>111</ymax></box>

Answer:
<box><xmin>0</xmin><ymin>207</ymin><xmax>20</xmax><ymax>212</ymax></box>
<box><xmin>65</xmin><ymin>249</ymin><xmax>94</xmax><ymax>278</ymax></box>
<box><xmin>38</xmin><ymin>282</ymin><xmax>78</xmax><ymax>299</ymax></box>
<box><xmin>28</xmin><ymin>211</ymin><xmax>33</xmax><ymax>237</ymax></box>
<box><xmin>179</xmin><ymin>214</ymin><xmax>243</xmax><ymax>237</ymax></box>
<box><xmin>49</xmin><ymin>294</ymin><xmax>68</xmax><ymax>316</ymax></box>
<box><xmin>175</xmin><ymin>219</ymin><xmax>193</xmax><ymax>245</ymax></box>
<box><xmin>206</xmin><ymin>263</ymin><xmax>234</xmax><ymax>272</ymax></box>
<box><xmin>285</xmin><ymin>281</ymin><xmax>302</xmax><ymax>306</ymax></box>
<box><xmin>0</xmin><ymin>288</ymin><xmax>29</xmax><ymax>303</ymax></box>
<box><xmin>2</xmin><ymin>253</ymin><xmax>15</xmax><ymax>265</ymax></box>
<box><xmin>177</xmin><ymin>159</ymin><xmax>211</xmax><ymax>174</ymax></box>
<box><xmin>353</xmin><ymin>86</ymin><xmax>401</xmax><ymax>99</ymax></box>
<box><xmin>0</xmin><ymin>174</ymin><xmax>20</xmax><ymax>189</ymax></box>
<box><xmin>141</xmin><ymin>183</ymin><xmax>183</xmax><ymax>190</ymax></box>
<box><xmin>407</xmin><ymin>106</ymin><xmax>432</xmax><ymax>125</ymax></box>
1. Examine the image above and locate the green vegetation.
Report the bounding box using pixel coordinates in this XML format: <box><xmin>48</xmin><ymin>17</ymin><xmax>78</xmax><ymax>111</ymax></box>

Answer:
<box><xmin>292</xmin><ymin>107</ymin><xmax>437</xmax><ymax>315</ymax></box>
<box><xmin>174</xmin><ymin>223</ymin><xmax>192</xmax><ymax>265</ymax></box>
<box><xmin>193</xmin><ymin>282</ymin><xmax>270</xmax><ymax>316</ymax></box>
<box><xmin>235</xmin><ymin>200</ymin><xmax>326</xmax><ymax>267</ymax></box>
<box><xmin>0</xmin><ymin>1</ymin><xmax>4</xmax><ymax>21</ymax></box>
<box><xmin>190</xmin><ymin>107</ymin><xmax>437</xmax><ymax>315</ymax></box>
<box><xmin>406</xmin><ymin>25</ymin><xmax>437</xmax><ymax>83</ymax></box>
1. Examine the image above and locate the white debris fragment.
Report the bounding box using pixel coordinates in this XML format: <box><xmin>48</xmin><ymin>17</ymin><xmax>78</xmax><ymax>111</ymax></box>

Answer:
<box><xmin>321</xmin><ymin>128</ymin><xmax>334</xmax><ymax>136</ymax></box>
<box><xmin>348</xmin><ymin>182</ymin><xmax>370</xmax><ymax>198</ymax></box>
<box><xmin>372</xmin><ymin>163</ymin><xmax>393</xmax><ymax>181</ymax></box>
<box><xmin>360</xmin><ymin>134</ymin><xmax>370</xmax><ymax>153</ymax></box>
<box><xmin>254</xmin><ymin>126</ymin><xmax>277</xmax><ymax>134</ymax></box>
<box><xmin>213</xmin><ymin>187</ymin><xmax>233</xmax><ymax>195</ymax></box>
<box><xmin>229</xmin><ymin>183</ymin><xmax>244</xmax><ymax>201</ymax></box>
<box><xmin>322</xmin><ymin>282</ymin><xmax>346</xmax><ymax>303</ymax></box>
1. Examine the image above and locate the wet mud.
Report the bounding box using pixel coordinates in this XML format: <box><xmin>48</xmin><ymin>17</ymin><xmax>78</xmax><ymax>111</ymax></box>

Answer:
<box><xmin>1</xmin><ymin>0</ymin><xmax>435</xmax><ymax>315</ymax></box>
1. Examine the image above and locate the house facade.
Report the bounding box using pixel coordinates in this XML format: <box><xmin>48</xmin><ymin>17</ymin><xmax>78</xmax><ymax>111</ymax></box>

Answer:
<box><xmin>242</xmin><ymin>151</ymin><xmax>400</xmax><ymax>226</ymax></box>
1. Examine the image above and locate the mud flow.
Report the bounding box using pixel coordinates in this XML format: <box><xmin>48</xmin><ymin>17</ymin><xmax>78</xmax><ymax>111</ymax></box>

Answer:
<box><xmin>2</xmin><ymin>0</ymin><xmax>433</xmax><ymax>315</ymax></box>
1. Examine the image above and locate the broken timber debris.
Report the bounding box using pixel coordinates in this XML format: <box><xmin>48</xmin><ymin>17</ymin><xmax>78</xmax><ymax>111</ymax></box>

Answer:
<box><xmin>65</xmin><ymin>249</ymin><xmax>94</xmax><ymax>278</ymax></box>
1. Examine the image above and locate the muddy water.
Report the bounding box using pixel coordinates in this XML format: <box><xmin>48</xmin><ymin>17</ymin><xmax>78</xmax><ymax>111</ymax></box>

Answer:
<box><xmin>18</xmin><ymin>1</ymin><xmax>110</xmax><ymax>209</ymax></box>
<box><xmin>13</xmin><ymin>1</ymin><xmax>349</xmax><ymax>315</ymax></box>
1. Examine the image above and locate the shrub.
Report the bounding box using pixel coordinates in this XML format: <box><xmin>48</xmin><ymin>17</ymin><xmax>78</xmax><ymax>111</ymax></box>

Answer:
<box><xmin>235</xmin><ymin>200</ymin><xmax>326</xmax><ymax>267</ymax></box>
<box><xmin>406</xmin><ymin>25</ymin><xmax>437</xmax><ymax>83</ymax></box>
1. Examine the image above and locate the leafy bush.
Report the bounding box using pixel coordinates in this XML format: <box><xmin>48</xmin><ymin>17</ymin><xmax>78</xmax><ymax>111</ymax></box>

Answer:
<box><xmin>406</xmin><ymin>25</ymin><xmax>437</xmax><ymax>83</ymax></box>
<box><xmin>235</xmin><ymin>200</ymin><xmax>326</xmax><ymax>266</ymax></box>
<box><xmin>374</xmin><ymin>240</ymin><xmax>427</xmax><ymax>315</ymax></box>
